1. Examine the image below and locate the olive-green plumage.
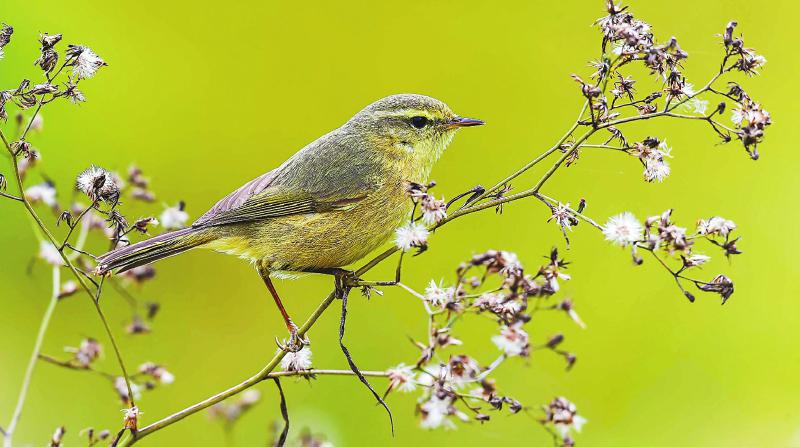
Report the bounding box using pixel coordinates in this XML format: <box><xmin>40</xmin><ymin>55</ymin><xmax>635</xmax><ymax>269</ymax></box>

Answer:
<box><xmin>95</xmin><ymin>94</ymin><xmax>482</xmax><ymax>276</ymax></box>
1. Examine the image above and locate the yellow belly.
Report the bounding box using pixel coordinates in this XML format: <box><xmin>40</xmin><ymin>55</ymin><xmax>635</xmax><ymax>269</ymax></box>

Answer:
<box><xmin>205</xmin><ymin>190</ymin><xmax>410</xmax><ymax>271</ymax></box>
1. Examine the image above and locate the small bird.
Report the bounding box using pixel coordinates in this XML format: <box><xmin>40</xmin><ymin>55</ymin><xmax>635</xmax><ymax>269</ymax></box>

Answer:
<box><xmin>96</xmin><ymin>94</ymin><xmax>483</xmax><ymax>349</ymax></box>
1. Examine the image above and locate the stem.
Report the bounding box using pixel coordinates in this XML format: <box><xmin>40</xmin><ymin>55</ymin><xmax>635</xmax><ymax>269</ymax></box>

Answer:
<box><xmin>267</xmin><ymin>369</ymin><xmax>389</xmax><ymax>378</ymax></box>
<box><xmin>0</xmin><ymin>191</ymin><xmax>23</xmax><ymax>201</ymax></box>
<box><xmin>3</xmin><ymin>267</ymin><xmax>60</xmax><ymax>447</ymax></box>
<box><xmin>477</xmin><ymin>100</ymin><xmax>589</xmax><ymax>200</ymax></box>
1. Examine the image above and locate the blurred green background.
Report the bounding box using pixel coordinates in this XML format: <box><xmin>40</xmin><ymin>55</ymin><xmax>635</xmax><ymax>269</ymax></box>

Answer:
<box><xmin>0</xmin><ymin>0</ymin><xmax>796</xmax><ymax>445</ymax></box>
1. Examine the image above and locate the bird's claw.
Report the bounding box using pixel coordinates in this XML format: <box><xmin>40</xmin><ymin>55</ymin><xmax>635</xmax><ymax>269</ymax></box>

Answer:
<box><xmin>333</xmin><ymin>270</ymin><xmax>361</xmax><ymax>299</ymax></box>
<box><xmin>275</xmin><ymin>324</ymin><xmax>309</xmax><ymax>353</ymax></box>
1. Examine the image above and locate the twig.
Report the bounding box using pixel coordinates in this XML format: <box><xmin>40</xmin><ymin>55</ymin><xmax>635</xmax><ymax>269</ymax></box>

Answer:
<box><xmin>2</xmin><ymin>266</ymin><xmax>59</xmax><ymax>447</ymax></box>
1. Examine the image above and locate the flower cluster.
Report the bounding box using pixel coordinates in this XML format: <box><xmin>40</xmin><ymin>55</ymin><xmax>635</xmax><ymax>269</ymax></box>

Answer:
<box><xmin>541</xmin><ymin>397</ymin><xmax>588</xmax><ymax>447</ymax></box>
<box><xmin>384</xmin><ymin>249</ymin><xmax>583</xmax><ymax>433</ymax></box>
<box><xmin>603</xmin><ymin>210</ymin><xmax>740</xmax><ymax>303</ymax></box>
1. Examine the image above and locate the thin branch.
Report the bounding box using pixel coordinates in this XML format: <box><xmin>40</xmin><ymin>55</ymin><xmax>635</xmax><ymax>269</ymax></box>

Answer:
<box><xmin>3</xmin><ymin>266</ymin><xmax>60</xmax><ymax>447</ymax></box>
<box><xmin>0</xmin><ymin>191</ymin><xmax>23</xmax><ymax>202</ymax></box>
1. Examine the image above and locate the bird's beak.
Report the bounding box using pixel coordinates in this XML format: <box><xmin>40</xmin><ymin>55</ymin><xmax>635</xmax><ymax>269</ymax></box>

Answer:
<box><xmin>447</xmin><ymin>116</ymin><xmax>485</xmax><ymax>129</ymax></box>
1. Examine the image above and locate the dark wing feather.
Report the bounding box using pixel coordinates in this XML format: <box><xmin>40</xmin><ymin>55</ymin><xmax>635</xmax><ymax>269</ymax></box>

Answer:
<box><xmin>194</xmin><ymin>170</ymin><xmax>279</xmax><ymax>226</ymax></box>
<box><xmin>192</xmin><ymin>170</ymin><xmax>366</xmax><ymax>228</ymax></box>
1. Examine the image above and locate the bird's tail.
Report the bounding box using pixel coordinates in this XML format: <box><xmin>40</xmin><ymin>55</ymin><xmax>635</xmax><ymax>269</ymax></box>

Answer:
<box><xmin>95</xmin><ymin>227</ymin><xmax>213</xmax><ymax>275</ymax></box>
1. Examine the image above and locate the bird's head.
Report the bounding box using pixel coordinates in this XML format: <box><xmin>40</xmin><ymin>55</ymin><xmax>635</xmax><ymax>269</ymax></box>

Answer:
<box><xmin>347</xmin><ymin>94</ymin><xmax>483</xmax><ymax>165</ymax></box>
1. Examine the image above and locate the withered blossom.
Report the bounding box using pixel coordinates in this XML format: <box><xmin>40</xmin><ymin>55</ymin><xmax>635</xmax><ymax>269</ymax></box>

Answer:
<box><xmin>423</xmin><ymin>280</ymin><xmax>454</xmax><ymax>307</ymax></box>
<box><xmin>126</xmin><ymin>316</ymin><xmax>151</xmax><ymax>334</ymax></box>
<box><xmin>0</xmin><ymin>23</ymin><xmax>13</xmax><ymax>48</ymax></box>
<box><xmin>66</xmin><ymin>45</ymin><xmax>106</xmax><ymax>79</ymax></box>
<box><xmin>159</xmin><ymin>202</ymin><xmax>189</xmax><ymax>230</ymax></box>
<box><xmin>49</xmin><ymin>426</ymin><xmax>66</xmax><ymax>447</ymax></box>
<box><xmin>279</xmin><ymin>345</ymin><xmax>312</xmax><ymax>372</ymax></box>
<box><xmin>132</xmin><ymin>216</ymin><xmax>159</xmax><ymax>234</ymax></box>
<box><xmin>139</xmin><ymin>362</ymin><xmax>175</xmax><ymax>385</ymax></box>
<box><xmin>38</xmin><ymin>241</ymin><xmax>63</xmax><ymax>266</ymax></box>
<box><xmin>394</xmin><ymin>221</ymin><xmax>429</xmax><ymax>252</ymax></box>
<box><xmin>76</xmin><ymin>165</ymin><xmax>120</xmax><ymax>204</ymax></box>
<box><xmin>492</xmin><ymin>322</ymin><xmax>530</xmax><ymax>357</ymax></box>
<box><xmin>557</xmin><ymin>299</ymin><xmax>586</xmax><ymax>329</ymax></box>
<box><xmin>385</xmin><ymin>363</ymin><xmax>417</xmax><ymax>395</ymax></box>
<box><xmin>421</xmin><ymin>194</ymin><xmax>447</xmax><ymax>225</ymax></box>
<box><xmin>603</xmin><ymin>212</ymin><xmax>642</xmax><ymax>246</ymax></box>
<box><xmin>697</xmin><ymin>274</ymin><xmax>734</xmax><ymax>304</ymax></box>
<box><xmin>121</xmin><ymin>265</ymin><xmax>157</xmax><ymax>285</ymax></box>
<box><xmin>122</xmin><ymin>406</ymin><xmax>140</xmax><ymax>431</ymax></box>
<box><xmin>57</xmin><ymin>280</ymin><xmax>78</xmax><ymax>299</ymax></box>
<box><xmin>542</xmin><ymin>397</ymin><xmax>588</xmax><ymax>440</ymax></box>
<box><xmin>114</xmin><ymin>376</ymin><xmax>141</xmax><ymax>404</ymax></box>
<box><xmin>34</xmin><ymin>33</ymin><xmax>61</xmax><ymax>73</ymax></box>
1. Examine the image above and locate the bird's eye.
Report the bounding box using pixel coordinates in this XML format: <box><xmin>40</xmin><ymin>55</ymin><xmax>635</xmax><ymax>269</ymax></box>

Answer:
<box><xmin>410</xmin><ymin>116</ymin><xmax>429</xmax><ymax>129</ymax></box>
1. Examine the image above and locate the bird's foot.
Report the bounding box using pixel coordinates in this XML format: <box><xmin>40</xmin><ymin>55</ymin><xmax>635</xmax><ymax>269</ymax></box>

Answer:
<box><xmin>333</xmin><ymin>270</ymin><xmax>361</xmax><ymax>299</ymax></box>
<box><xmin>275</xmin><ymin>323</ymin><xmax>309</xmax><ymax>353</ymax></box>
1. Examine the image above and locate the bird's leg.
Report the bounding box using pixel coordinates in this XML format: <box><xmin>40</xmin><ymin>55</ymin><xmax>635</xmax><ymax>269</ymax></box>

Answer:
<box><xmin>257</xmin><ymin>265</ymin><xmax>308</xmax><ymax>353</ymax></box>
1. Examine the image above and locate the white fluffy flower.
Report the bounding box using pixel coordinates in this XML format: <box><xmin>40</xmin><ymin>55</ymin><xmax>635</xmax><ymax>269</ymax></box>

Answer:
<box><xmin>684</xmin><ymin>254</ymin><xmax>711</xmax><ymax>267</ymax></box>
<box><xmin>159</xmin><ymin>203</ymin><xmax>189</xmax><ymax>230</ymax></box>
<box><xmin>603</xmin><ymin>212</ymin><xmax>643</xmax><ymax>246</ymax></box>
<box><xmin>697</xmin><ymin>216</ymin><xmax>736</xmax><ymax>237</ymax></box>
<box><xmin>394</xmin><ymin>222</ymin><xmax>429</xmax><ymax>251</ymax></box>
<box><xmin>25</xmin><ymin>183</ymin><xmax>57</xmax><ymax>207</ymax></box>
<box><xmin>643</xmin><ymin>158</ymin><xmax>670</xmax><ymax>182</ymax></box>
<box><xmin>386</xmin><ymin>363</ymin><xmax>417</xmax><ymax>393</ymax></box>
<box><xmin>421</xmin><ymin>195</ymin><xmax>447</xmax><ymax>225</ymax></box>
<box><xmin>420</xmin><ymin>395</ymin><xmax>456</xmax><ymax>429</ymax></box>
<box><xmin>76</xmin><ymin>165</ymin><xmax>120</xmax><ymax>202</ymax></box>
<box><xmin>424</xmin><ymin>280</ymin><xmax>453</xmax><ymax>307</ymax></box>
<box><xmin>548</xmin><ymin>202</ymin><xmax>574</xmax><ymax>230</ymax></box>
<box><xmin>38</xmin><ymin>241</ymin><xmax>63</xmax><ymax>266</ymax></box>
<box><xmin>279</xmin><ymin>345</ymin><xmax>312</xmax><ymax>372</ymax></box>
<box><xmin>69</xmin><ymin>45</ymin><xmax>106</xmax><ymax>79</ymax></box>
<box><xmin>492</xmin><ymin>322</ymin><xmax>529</xmax><ymax>356</ymax></box>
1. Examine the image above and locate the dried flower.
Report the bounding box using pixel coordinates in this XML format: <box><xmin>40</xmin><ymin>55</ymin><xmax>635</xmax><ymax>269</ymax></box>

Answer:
<box><xmin>0</xmin><ymin>23</ymin><xmax>13</xmax><ymax>48</ymax></box>
<box><xmin>697</xmin><ymin>216</ymin><xmax>736</xmax><ymax>237</ymax></box>
<box><xmin>114</xmin><ymin>376</ymin><xmax>141</xmax><ymax>404</ymax></box>
<box><xmin>421</xmin><ymin>195</ymin><xmax>447</xmax><ymax>225</ymax></box>
<box><xmin>279</xmin><ymin>345</ymin><xmax>312</xmax><ymax>372</ymax></box>
<box><xmin>25</xmin><ymin>182</ymin><xmax>57</xmax><ymax>207</ymax></box>
<box><xmin>159</xmin><ymin>202</ymin><xmax>189</xmax><ymax>230</ymax></box>
<box><xmin>76</xmin><ymin>166</ymin><xmax>120</xmax><ymax>203</ymax></box>
<box><xmin>122</xmin><ymin>406</ymin><xmax>140</xmax><ymax>431</ymax></box>
<box><xmin>49</xmin><ymin>426</ymin><xmax>66</xmax><ymax>447</ymax></box>
<box><xmin>419</xmin><ymin>395</ymin><xmax>459</xmax><ymax>429</ymax></box>
<box><xmin>66</xmin><ymin>45</ymin><xmax>106</xmax><ymax>79</ymax></box>
<box><xmin>394</xmin><ymin>222</ymin><xmax>429</xmax><ymax>252</ymax></box>
<box><xmin>139</xmin><ymin>362</ymin><xmax>175</xmax><ymax>385</ymax></box>
<box><xmin>424</xmin><ymin>280</ymin><xmax>454</xmax><ymax>307</ymax></box>
<box><xmin>603</xmin><ymin>212</ymin><xmax>643</xmax><ymax>246</ymax></box>
<box><xmin>542</xmin><ymin>397</ymin><xmax>588</xmax><ymax>440</ymax></box>
<box><xmin>58</xmin><ymin>280</ymin><xmax>78</xmax><ymax>299</ymax></box>
<box><xmin>38</xmin><ymin>241</ymin><xmax>63</xmax><ymax>266</ymax></box>
<box><xmin>386</xmin><ymin>363</ymin><xmax>417</xmax><ymax>394</ymax></box>
<box><xmin>492</xmin><ymin>322</ymin><xmax>529</xmax><ymax>356</ymax></box>
<box><xmin>697</xmin><ymin>274</ymin><xmax>734</xmax><ymax>304</ymax></box>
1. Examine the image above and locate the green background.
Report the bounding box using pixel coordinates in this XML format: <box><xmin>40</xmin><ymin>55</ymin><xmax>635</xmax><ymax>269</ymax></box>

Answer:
<box><xmin>1</xmin><ymin>0</ymin><xmax>796</xmax><ymax>445</ymax></box>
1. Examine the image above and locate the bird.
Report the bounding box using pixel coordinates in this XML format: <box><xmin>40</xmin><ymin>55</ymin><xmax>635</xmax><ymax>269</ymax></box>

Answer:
<box><xmin>95</xmin><ymin>94</ymin><xmax>483</xmax><ymax>350</ymax></box>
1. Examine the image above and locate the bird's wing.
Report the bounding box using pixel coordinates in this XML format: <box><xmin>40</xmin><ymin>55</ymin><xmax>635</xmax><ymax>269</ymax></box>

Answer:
<box><xmin>192</xmin><ymin>169</ymin><xmax>367</xmax><ymax>228</ymax></box>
